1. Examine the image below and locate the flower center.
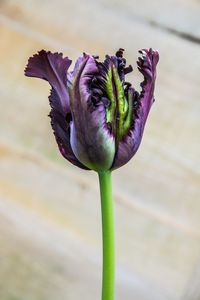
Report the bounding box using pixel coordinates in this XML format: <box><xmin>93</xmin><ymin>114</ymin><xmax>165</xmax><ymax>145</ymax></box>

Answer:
<box><xmin>89</xmin><ymin>49</ymin><xmax>140</xmax><ymax>141</ymax></box>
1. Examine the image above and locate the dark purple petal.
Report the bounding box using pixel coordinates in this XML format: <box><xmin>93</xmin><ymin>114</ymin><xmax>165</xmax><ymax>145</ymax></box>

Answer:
<box><xmin>111</xmin><ymin>118</ymin><xmax>143</xmax><ymax>170</ymax></box>
<box><xmin>49</xmin><ymin>89</ymin><xmax>89</xmax><ymax>169</ymax></box>
<box><xmin>137</xmin><ymin>48</ymin><xmax>159</xmax><ymax>127</ymax></box>
<box><xmin>25</xmin><ymin>50</ymin><xmax>89</xmax><ymax>169</ymax></box>
<box><xmin>112</xmin><ymin>48</ymin><xmax>159</xmax><ymax>170</ymax></box>
<box><xmin>25</xmin><ymin>50</ymin><xmax>71</xmax><ymax>113</ymax></box>
<box><xmin>69</xmin><ymin>54</ymin><xmax>115</xmax><ymax>171</ymax></box>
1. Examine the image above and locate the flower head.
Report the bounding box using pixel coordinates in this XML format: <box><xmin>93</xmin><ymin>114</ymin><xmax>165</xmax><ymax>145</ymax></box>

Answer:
<box><xmin>25</xmin><ymin>48</ymin><xmax>159</xmax><ymax>171</ymax></box>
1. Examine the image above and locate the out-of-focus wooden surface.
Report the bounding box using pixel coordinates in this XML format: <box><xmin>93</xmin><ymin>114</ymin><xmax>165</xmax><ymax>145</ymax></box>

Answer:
<box><xmin>0</xmin><ymin>1</ymin><xmax>200</xmax><ymax>299</ymax></box>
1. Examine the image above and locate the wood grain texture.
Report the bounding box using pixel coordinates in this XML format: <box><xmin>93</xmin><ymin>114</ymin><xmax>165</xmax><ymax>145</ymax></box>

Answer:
<box><xmin>0</xmin><ymin>1</ymin><xmax>200</xmax><ymax>299</ymax></box>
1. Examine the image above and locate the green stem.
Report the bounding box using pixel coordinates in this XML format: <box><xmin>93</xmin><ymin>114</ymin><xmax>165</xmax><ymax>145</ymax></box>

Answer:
<box><xmin>98</xmin><ymin>171</ymin><xmax>115</xmax><ymax>300</ymax></box>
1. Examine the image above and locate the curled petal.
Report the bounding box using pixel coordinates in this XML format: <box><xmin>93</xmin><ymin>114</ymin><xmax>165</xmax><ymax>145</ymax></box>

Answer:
<box><xmin>69</xmin><ymin>54</ymin><xmax>115</xmax><ymax>171</ymax></box>
<box><xmin>112</xmin><ymin>48</ymin><xmax>159</xmax><ymax>170</ymax></box>
<box><xmin>25</xmin><ymin>50</ymin><xmax>88</xmax><ymax>169</ymax></box>
<box><xmin>137</xmin><ymin>48</ymin><xmax>159</xmax><ymax>128</ymax></box>
<box><xmin>25</xmin><ymin>50</ymin><xmax>72</xmax><ymax>113</ymax></box>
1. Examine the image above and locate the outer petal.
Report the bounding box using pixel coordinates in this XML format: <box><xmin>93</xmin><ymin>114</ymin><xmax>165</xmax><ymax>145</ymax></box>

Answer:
<box><xmin>25</xmin><ymin>50</ymin><xmax>89</xmax><ymax>169</ymax></box>
<box><xmin>112</xmin><ymin>48</ymin><xmax>159</xmax><ymax>170</ymax></box>
<box><xmin>69</xmin><ymin>54</ymin><xmax>115</xmax><ymax>171</ymax></box>
<box><xmin>137</xmin><ymin>48</ymin><xmax>159</xmax><ymax>128</ymax></box>
<box><xmin>25</xmin><ymin>50</ymin><xmax>71</xmax><ymax>112</ymax></box>
<box><xmin>49</xmin><ymin>89</ymin><xmax>89</xmax><ymax>169</ymax></box>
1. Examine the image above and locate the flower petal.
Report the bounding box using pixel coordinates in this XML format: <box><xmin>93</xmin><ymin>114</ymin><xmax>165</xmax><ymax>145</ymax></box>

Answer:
<box><xmin>25</xmin><ymin>50</ymin><xmax>71</xmax><ymax>113</ymax></box>
<box><xmin>137</xmin><ymin>48</ymin><xmax>159</xmax><ymax>128</ymax></box>
<box><xmin>49</xmin><ymin>89</ymin><xmax>89</xmax><ymax>169</ymax></box>
<box><xmin>69</xmin><ymin>54</ymin><xmax>115</xmax><ymax>171</ymax></box>
<box><xmin>112</xmin><ymin>48</ymin><xmax>159</xmax><ymax>170</ymax></box>
<box><xmin>25</xmin><ymin>50</ymin><xmax>88</xmax><ymax>169</ymax></box>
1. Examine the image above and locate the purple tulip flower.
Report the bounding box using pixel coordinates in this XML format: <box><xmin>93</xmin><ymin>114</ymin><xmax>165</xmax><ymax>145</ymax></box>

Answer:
<box><xmin>25</xmin><ymin>48</ymin><xmax>159</xmax><ymax>172</ymax></box>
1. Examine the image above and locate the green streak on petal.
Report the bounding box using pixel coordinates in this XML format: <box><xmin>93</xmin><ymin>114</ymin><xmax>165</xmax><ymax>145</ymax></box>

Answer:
<box><xmin>105</xmin><ymin>68</ymin><xmax>116</xmax><ymax>129</ymax></box>
<box><xmin>112</xmin><ymin>67</ymin><xmax>129</xmax><ymax>140</ymax></box>
<box><xmin>105</xmin><ymin>63</ymin><xmax>132</xmax><ymax>141</ymax></box>
<box><xmin>123</xmin><ymin>88</ymin><xmax>133</xmax><ymax>134</ymax></box>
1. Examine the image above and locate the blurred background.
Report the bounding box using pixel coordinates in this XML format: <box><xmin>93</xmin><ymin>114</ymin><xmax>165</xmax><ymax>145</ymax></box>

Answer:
<box><xmin>0</xmin><ymin>0</ymin><xmax>200</xmax><ymax>299</ymax></box>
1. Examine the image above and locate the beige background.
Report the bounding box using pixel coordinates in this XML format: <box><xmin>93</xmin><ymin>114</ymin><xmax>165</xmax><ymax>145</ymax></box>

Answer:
<box><xmin>0</xmin><ymin>0</ymin><xmax>200</xmax><ymax>299</ymax></box>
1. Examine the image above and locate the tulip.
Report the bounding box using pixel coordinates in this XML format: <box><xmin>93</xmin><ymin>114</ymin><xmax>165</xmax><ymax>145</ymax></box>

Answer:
<box><xmin>25</xmin><ymin>48</ymin><xmax>159</xmax><ymax>172</ymax></box>
<box><xmin>25</xmin><ymin>47</ymin><xmax>159</xmax><ymax>300</ymax></box>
